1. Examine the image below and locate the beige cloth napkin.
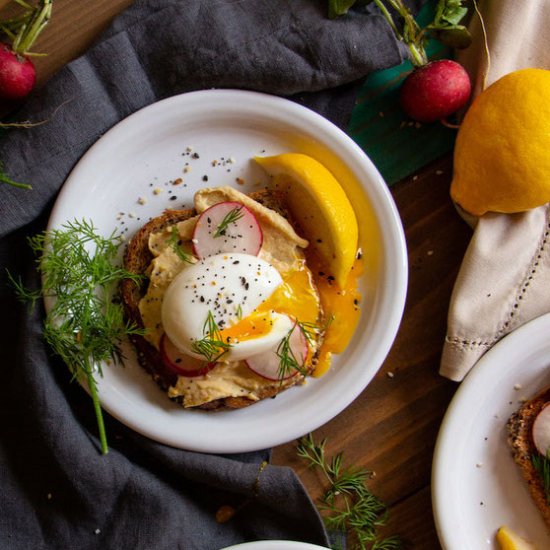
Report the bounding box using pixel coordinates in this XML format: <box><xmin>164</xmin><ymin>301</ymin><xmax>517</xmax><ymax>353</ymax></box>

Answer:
<box><xmin>439</xmin><ymin>0</ymin><xmax>550</xmax><ymax>381</ymax></box>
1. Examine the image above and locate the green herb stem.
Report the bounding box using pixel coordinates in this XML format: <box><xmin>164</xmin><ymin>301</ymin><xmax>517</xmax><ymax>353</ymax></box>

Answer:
<box><xmin>532</xmin><ymin>453</ymin><xmax>550</xmax><ymax>505</ymax></box>
<box><xmin>329</xmin><ymin>0</ymin><xmax>471</xmax><ymax>67</ymax></box>
<box><xmin>297</xmin><ymin>434</ymin><xmax>401</xmax><ymax>550</ymax></box>
<box><xmin>9</xmin><ymin>219</ymin><xmax>144</xmax><ymax>455</ymax></box>
<box><xmin>373</xmin><ymin>0</ymin><xmax>427</xmax><ymax>67</ymax></box>
<box><xmin>85</xmin><ymin>357</ymin><xmax>108</xmax><ymax>455</ymax></box>
<box><xmin>276</xmin><ymin>323</ymin><xmax>309</xmax><ymax>381</ymax></box>
<box><xmin>191</xmin><ymin>311</ymin><xmax>232</xmax><ymax>362</ymax></box>
<box><xmin>0</xmin><ymin>170</ymin><xmax>32</xmax><ymax>190</ymax></box>
<box><xmin>168</xmin><ymin>226</ymin><xmax>193</xmax><ymax>263</ymax></box>
<box><xmin>11</xmin><ymin>0</ymin><xmax>52</xmax><ymax>55</ymax></box>
<box><xmin>214</xmin><ymin>206</ymin><xmax>244</xmax><ymax>238</ymax></box>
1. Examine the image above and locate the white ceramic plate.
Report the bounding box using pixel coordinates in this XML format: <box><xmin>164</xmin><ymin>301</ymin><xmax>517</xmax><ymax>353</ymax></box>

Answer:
<box><xmin>433</xmin><ymin>313</ymin><xmax>550</xmax><ymax>549</ymax></box>
<box><xmin>220</xmin><ymin>542</ymin><xmax>330</xmax><ymax>550</ymax></box>
<box><xmin>48</xmin><ymin>89</ymin><xmax>407</xmax><ymax>453</ymax></box>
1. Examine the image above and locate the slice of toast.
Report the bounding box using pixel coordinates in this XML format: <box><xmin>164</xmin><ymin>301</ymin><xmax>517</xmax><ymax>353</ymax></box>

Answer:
<box><xmin>507</xmin><ymin>387</ymin><xmax>550</xmax><ymax>528</ymax></box>
<box><xmin>120</xmin><ymin>188</ymin><xmax>320</xmax><ymax>410</ymax></box>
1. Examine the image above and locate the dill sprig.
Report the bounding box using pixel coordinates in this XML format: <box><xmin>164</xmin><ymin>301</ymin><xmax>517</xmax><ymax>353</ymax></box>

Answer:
<box><xmin>213</xmin><ymin>206</ymin><xmax>244</xmax><ymax>237</ymax></box>
<box><xmin>276</xmin><ymin>324</ymin><xmax>309</xmax><ymax>380</ymax></box>
<box><xmin>190</xmin><ymin>311</ymin><xmax>232</xmax><ymax>362</ymax></box>
<box><xmin>532</xmin><ymin>453</ymin><xmax>550</xmax><ymax>505</ymax></box>
<box><xmin>167</xmin><ymin>226</ymin><xmax>193</xmax><ymax>263</ymax></box>
<box><xmin>8</xmin><ymin>219</ymin><xmax>144</xmax><ymax>455</ymax></box>
<box><xmin>277</xmin><ymin>318</ymin><xmax>332</xmax><ymax>380</ymax></box>
<box><xmin>296</xmin><ymin>320</ymin><xmax>318</xmax><ymax>347</ymax></box>
<box><xmin>297</xmin><ymin>434</ymin><xmax>402</xmax><ymax>550</ymax></box>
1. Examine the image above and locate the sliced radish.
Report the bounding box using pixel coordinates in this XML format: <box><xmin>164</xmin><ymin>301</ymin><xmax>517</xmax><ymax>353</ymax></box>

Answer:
<box><xmin>245</xmin><ymin>322</ymin><xmax>308</xmax><ymax>381</ymax></box>
<box><xmin>160</xmin><ymin>334</ymin><xmax>215</xmax><ymax>377</ymax></box>
<box><xmin>532</xmin><ymin>403</ymin><xmax>550</xmax><ymax>456</ymax></box>
<box><xmin>192</xmin><ymin>201</ymin><xmax>263</xmax><ymax>259</ymax></box>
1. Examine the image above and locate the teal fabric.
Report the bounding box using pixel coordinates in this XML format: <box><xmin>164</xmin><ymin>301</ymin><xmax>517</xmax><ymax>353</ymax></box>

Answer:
<box><xmin>349</xmin><ymin>1</ymin><xmax>458</xmax><ymax>185</ymax></box>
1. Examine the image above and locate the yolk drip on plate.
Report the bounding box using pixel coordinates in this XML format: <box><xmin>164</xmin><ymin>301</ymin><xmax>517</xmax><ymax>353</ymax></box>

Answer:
<box><xmin>310</xmin><ymin>255</ymin><xmax>363</xmax><ymax>376</ymax></box>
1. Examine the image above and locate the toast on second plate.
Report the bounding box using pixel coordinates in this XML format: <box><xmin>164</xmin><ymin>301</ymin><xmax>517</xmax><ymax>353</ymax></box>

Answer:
<box><xmin>507</xmin><ymin>386</ymin><xmax>550</xmax><ymax>529</ymax></box>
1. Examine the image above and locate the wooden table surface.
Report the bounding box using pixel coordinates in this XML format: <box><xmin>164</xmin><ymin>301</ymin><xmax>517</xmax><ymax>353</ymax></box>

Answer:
<box><xmin>5</xmin><ymin>1</ymin><xmax>474</xmax><ymax>547</ymax></box>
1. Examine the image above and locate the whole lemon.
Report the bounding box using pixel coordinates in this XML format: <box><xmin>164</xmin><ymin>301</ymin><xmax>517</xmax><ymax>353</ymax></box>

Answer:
<box><xmin>450</xmin><ymin>68</ymin><xmax>550</xmax><ymax>216</ymax></box>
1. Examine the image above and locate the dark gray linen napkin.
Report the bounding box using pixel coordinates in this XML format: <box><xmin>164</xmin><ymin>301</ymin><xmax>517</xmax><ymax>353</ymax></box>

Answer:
<box><xmin>0</xmin><ymin>1</ymin><xmax>413</xmax><ymax>548</ymax></box>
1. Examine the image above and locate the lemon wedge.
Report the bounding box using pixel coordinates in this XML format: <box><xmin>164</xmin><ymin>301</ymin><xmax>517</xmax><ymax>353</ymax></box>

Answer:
<box><xmin>496</xmin><ymin>526</ymin><xmax>536</xmax><ymax>550</ymax></box>
<box><xmin>255</xmin><ymin>153</ymin><xmax>358</xmax><ymax>288</ymax></box>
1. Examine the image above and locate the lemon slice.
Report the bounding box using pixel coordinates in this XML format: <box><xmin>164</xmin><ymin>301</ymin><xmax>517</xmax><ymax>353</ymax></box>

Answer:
<box><xmin>255</xmin><ymin>153</ymin><xmax>358</xmax><ymax>287</ymax></box>
<box><xmin>496</xmin><ymin>526</ymin><xmax>536</xmax><ymax>550</ymax></box>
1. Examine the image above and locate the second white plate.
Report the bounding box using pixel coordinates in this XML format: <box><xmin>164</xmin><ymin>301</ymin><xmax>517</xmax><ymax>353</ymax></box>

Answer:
<box><xmin>433</xmin><ymin>313</ymin><xmax>550</xmax><ymax>549</ymax></box>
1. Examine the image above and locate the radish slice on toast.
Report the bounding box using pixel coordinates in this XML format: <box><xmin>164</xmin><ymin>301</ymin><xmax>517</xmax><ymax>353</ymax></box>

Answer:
<box><xmin>160</xmin><ymin>334</ymin><xmax>215</xmax><ymax>377</ymax></box>
<box><xmin>192</xmin><ymin>201</ymin><xmax>263</xmax><ymax>259</ymax></box>
<box><xmin>533</xmin><ymin>403</ymin><xmax>550</xmax><ymax>456</ymax></box>
<box><xmin>246</xmin><ymin>322</ymin><xmax>308</xmax><ymax>381</ymax></box>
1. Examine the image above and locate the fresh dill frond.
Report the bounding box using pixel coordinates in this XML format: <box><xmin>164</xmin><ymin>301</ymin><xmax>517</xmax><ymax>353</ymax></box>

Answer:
<box><xmin>296</xmin><ymin>320</ymin><xmax>319</xmax><ymax>346</ymax></box>
<box><xmin>167</xmin><ymin>226</ymin><xmax>193</xmax><ymax>263</ymax></box>
<box><xmin>297</xmin><ymin>315</ymin><xmax>333</xmax><ymax>347</ymax></box>
<box><xmin>8</xmin><ymin>218</ymin><xmax>145</xmax><ymax>455</ymax></box>
<box><xmin>213</xmin><ymin>206</ymin><xmax>244</xmax><ymax>237</ymax></box>
<box><xmin>324</xmin><ymin>313</ymin><xmax>335</xmax><ymax>331</ymax></box>
<box><xmin>532</xmin><ymin>452</ymin><xmax>550</xmax><ymax>505</ymax></box>
<box><xmin>190</xmin><ymin>311</ymin><xmax>232</xmax><ymax>362</ymax></box>
<box><xmin>276</xmin><ymin>324</ymin><xmax>308</xmax><ymax>380</ymax></box>
<box><xmin>297</xmin><ymin>434</ymin><xmax>402</xmax><ymax>550</ymax></box>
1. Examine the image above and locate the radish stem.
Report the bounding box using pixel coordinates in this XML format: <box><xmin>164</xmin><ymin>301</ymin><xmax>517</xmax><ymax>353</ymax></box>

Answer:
<box><xmin>373</xmin><ymin>0</ymin><xmax>428</xmax><ymax>67</ymax></box>
<box><xmin>13</xmin><ymin>0</ymin><xmax>52</xmax><ymax>55</ymax></box>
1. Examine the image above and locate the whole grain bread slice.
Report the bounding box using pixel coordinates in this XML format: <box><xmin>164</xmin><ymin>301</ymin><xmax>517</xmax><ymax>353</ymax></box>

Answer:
<box><xmin>507</xmin><ymin>386</ymin><xmax>550</xmax><ymax>529</ymax></box>
<box><xmin>120</xmin><ymin>188</ymin><xmax>319</xmax><ymax>410</ymax></box>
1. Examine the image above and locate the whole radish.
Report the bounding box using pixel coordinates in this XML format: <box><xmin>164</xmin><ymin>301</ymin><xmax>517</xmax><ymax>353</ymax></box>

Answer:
<box><xmin>0</xmin><ymin>0</ymin><xmax>52</xmax><ymax>101</ymax></box>
<box><xmin>0</xmin><ymin>45</ymin><xmax>36</xmax><ymax>100</ymax></box>
<box><xmin>329</xmin><ymin>0</ymin><xmax>473</xmax><ymax>123</ymax></box>
<box><xmin>399</xmin><ymin>59</ymin><xmax>472</xmax><ymax>123</ymax></box>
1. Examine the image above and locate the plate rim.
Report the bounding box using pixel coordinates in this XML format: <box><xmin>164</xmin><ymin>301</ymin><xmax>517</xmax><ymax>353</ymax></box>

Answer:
<box><xmin>219</xmin><ymin>541</ymin><xmax>331</xmax><ymax>550</ymax></box>
<box><xmin>432</xmin><ymin>312</ymin><xmax>550</xmax><ymax>549</ymax></box>
<box><xmin>47</xmin><ymin>88</ymin><xmax>408</xmax><ymax>453</ymax></box>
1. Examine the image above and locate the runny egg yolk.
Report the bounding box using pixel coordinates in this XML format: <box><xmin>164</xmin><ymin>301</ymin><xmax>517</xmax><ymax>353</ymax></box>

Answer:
<box><xmin>213</xmin><ymin>255</ymin><xmax>362</xmax><ymax>379</ymax></box>
<box><xmin>258</xmin><ymin>262</ymin><xmax>320</xmax><ymax>325</ymax></box>
<box><xmin>218</xmin><ymin>261</ymin><xmax>320</xmax><ymax>343</ymax></box>
<box><xmin>219</xmin><ymin>312</ymin><xmax>274</xmax><ymax>343</ymax></box>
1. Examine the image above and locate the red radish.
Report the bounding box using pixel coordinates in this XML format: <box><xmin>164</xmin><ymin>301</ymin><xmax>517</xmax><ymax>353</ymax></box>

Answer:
<box><xmin>160</xmin><ymin>334</ymin><xmax>215</xmax><ymax>377</ymax></box>
<box><xmin>399</xmin><ymin>59</ymin><xmax>471</xmax><ymax>123</ymax></box>
<box><xmin>0</xmin><ymin>45</ymin><xmax>36</xmax><ymax>100</ymax></box>
<box><xmin>192</xmin><ymin>201</ymin><xmax>263</xmax><ymax>259</ymax></box>
<box><xmin>0</xmin><ymin>0</ymin><xmax>52</xmax><ymax>101</ymax></box>
<box><xmin>245</xmin><ymin>322</ymin><xmax>308</xmax><ymax>381</ymax></box>
<box><xmin>532</xmin><ymin>403</ymin><xmax>550</xmax><ymax>456</ymax></box>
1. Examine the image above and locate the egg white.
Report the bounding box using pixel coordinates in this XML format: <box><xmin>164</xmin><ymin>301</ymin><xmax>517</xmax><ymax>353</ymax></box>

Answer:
<box><xmin>161</xmin><ymin>252</ymin><xmax>284</xmax><ymax>361</ymax></box>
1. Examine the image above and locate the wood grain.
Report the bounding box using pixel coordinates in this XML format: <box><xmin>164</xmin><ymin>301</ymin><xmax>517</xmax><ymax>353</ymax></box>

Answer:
<box><xmin>272</xmin><ymin>156</ymin><xmax>472</xmax><ymax>548</ymax></box>
<box><xmin>0</xmin><ymin>1</ymin><xmax>475</xmax><ymax>547</ymax></box>
<box><xmin>0</xmin><ymin>0</ymin><xmax>133</xmax><ymax>87</ymax></box>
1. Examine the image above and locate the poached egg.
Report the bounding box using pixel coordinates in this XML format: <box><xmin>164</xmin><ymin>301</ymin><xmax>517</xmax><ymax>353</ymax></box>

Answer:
<box><xmin>161</xmin><ymin>252</ymin><xmax>294</xmax><ymax>361</ymax></box>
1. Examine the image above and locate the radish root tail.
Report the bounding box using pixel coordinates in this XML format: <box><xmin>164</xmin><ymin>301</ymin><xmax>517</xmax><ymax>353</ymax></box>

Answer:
<box><xmin>473</xmin><ymin>0</ymin><xmax>491</xmax><ymax>92</ymax></box>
